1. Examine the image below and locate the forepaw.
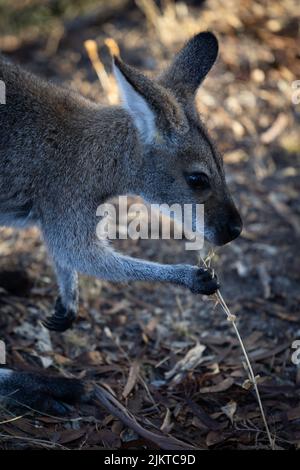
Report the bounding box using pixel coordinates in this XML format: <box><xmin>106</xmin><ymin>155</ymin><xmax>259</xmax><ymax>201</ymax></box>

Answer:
<box><xmin>42</xmin><ymin>297</ymin><xmax>76</xmax><ymax>332</ymax></box>
<box><xmin>190</xmin><ymin>267</ymin><xmax>220</xmax><ymax>295</ymax></box>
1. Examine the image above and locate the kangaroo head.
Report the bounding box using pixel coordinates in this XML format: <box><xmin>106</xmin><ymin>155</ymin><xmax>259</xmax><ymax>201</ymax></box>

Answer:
<box><xmin>113</xmin><ymin>32</ymin><xmax>242</xmax><ymax>246</ymax></box>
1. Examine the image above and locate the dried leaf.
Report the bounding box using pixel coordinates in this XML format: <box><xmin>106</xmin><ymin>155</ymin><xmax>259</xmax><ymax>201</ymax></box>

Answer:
<box><xmin>221</xmin><ymin>401</ymin><xmax>237</xmax><ymax>424</ymax></box>
<box><xmin>123</xmin><ymin>360</ymin><xmax>140</xmax><ymax>398</ymax></box>
<box><xmin>200</xmin><ymin>378</ymin><xmax>234</xmax><ymax>394</ymax></box>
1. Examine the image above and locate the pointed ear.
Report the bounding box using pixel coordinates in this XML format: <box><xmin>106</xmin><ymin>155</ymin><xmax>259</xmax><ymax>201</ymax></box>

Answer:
<box><xmin>113</xmin><ymin>58</ymin><xmax>155</xmax><ymax>143</ymax></box>
<box><xmin>158</xmin><ymin>32</ymin><xmax>218</xmax><ymax>103</ymax></box>
<box><xmin>113</xmin><ymin>57</ymin><xmax>188</xmax><ymax>143</ymax></box>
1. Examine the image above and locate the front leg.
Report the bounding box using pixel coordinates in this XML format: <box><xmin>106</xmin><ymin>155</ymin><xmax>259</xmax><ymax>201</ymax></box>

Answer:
<box><xmin>73</xmin><ymin>246</ymin><xmax>219</xmax><ymax>295</ymax></box>
<box><xmin>43</xmin><ymin>263</ymin><xmax>78</xmax><ymax>332</ymax></box>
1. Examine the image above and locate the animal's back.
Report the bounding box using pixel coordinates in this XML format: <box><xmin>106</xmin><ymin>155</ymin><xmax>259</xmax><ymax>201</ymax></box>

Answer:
<box><xmin>0</xmin><ymin>55</ymin><xmax>86</xmax><ymax>167</ymax></box>
<box><xmin>0</xmin><ymin>56</ymin><xmax>96</xmax><ymax>226</ymax></box>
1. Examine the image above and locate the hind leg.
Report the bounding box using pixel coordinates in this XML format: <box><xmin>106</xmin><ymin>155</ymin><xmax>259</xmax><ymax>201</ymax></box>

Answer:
<box><xmin>0</xmin><ymin>368</ymin><xmax>84</xmax><ymax>414</ymax></box>
<box><xmin>43</xmin><ymin>263</ymin><xmax>78</xmax><ymax>332</ymax></box>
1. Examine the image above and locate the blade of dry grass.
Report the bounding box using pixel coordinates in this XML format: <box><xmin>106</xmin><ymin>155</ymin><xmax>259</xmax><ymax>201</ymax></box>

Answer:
<box><xmin>201</xmin><ymin>252</ymin><xmax>275</xmax><ymax>450</ymax></box>
<box><xmin>84</xmin><ymin>39</ymin><xmax>118</xmax><ymax>104</ymax></box>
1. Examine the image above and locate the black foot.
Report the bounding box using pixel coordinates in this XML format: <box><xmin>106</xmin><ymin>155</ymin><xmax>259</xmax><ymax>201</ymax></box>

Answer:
<box><xmin>1</xmin><ymin>370</ymin><xmax>85</xmax><ymax>415</ymax></box>
<box><xmin>190</xmin><ymin>267</ymin><xmax>220</xmax><ymax>295</ymax></box>
<box><xmin>42</xmin><ymin>297</ymin><xmax>76</xmax><ymax>332</ymax></box>
<box><xmin>42</xmin><ymin>397</ymin><xmax>73</xmax><ymax>415</ymax></box>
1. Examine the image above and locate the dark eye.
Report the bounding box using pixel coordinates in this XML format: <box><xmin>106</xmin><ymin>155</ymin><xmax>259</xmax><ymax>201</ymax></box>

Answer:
<box><xmin>184</xmin><ymin>172</ymin><xmax>211</xmax><ymax>191</ymax></box>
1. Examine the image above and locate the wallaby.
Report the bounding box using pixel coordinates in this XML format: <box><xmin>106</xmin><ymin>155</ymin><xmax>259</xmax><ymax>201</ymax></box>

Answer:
<box><xmin>0</xmin><ymin>32</ymin><xmax>242</xmax><ymax>411</ymax></box>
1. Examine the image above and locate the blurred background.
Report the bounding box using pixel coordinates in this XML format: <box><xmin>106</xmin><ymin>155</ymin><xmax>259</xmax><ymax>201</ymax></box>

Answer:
<box><xmin>0</xmin><ymin>0</ymin><xmax>300</xmax><ymax>450</ymax></box>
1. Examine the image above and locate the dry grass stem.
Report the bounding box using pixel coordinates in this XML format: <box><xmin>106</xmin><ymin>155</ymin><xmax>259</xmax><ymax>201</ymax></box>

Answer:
<box><xmin>104</xmin><ymin>38</ymin><xmax>120</xmax><ymax>58</ymax></box>
<box><xmin>203</xmin><ymin>253</ymin><xmax>275</xmax><ymax>450</ymax></box>
<box><xmin>84</xmin><ymin>39</ymin><xmax>118</xmax><ymax>104</ymax></box>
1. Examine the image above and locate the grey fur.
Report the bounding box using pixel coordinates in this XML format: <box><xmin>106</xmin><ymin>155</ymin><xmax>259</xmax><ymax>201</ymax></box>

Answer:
<box><xmin>0</xmin><ymin>32</ymin><xmax>242</xmax><ymax>330</ymax></box>
<box><xmin>0</xmin><ymin>368</ymin><xmax>85</xmax><ymax>413</ymax></box>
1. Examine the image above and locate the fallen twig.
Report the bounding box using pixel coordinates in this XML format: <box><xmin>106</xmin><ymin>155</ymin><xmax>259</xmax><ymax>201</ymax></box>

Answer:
<box><xmin>93</xmin><ymin>384</ymin><xmax>197</xmax><ymax>450</ymax></box>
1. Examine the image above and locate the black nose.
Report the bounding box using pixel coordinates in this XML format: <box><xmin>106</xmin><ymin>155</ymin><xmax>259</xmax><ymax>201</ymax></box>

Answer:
<box><xmin>228</xmin><ymin>223</ymin><xmax>242</xmax><ymax>241</ymax></box>
<box><xmin>206</xmin><ymin>202</ymin><xmax>243</xmax><ymax>246</ymax></box>
<box><xmin>209</xmin><ymin>219</ymin><xmax>243</xmax><ymax>246</ymax></box>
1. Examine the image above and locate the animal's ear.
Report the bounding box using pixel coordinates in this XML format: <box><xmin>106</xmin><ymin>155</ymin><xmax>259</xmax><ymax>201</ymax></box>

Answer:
<box><xmin>158</xmin><ymin>32</ymin><xmax>218</xmax><ymax>103</ymax></box>
<box><xmin>113</xmin><ymin>57</ymin><xmax>188</xmax><ymax>143</ymax></box>
<box><xmin>113</xmin><ymin>58</ymin><xmax>155</xmax><ymax>143</ymax></box>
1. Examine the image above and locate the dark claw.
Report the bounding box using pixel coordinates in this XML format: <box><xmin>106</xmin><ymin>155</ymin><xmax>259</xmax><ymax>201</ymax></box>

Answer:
<box><xmin>44</xmin><ymin>398</ymin><xmax>73</xmax><ymax>416</ymax></box>
<box><xmin>42</xmin><ymin>314</ymin><xmax>75</xmax><ymax>332</ymax></box>
<box><xmin>43</xmin><ymin>297</ymin><xmax>76</xmax><ymax>332</ymax></box>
